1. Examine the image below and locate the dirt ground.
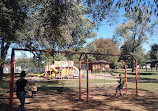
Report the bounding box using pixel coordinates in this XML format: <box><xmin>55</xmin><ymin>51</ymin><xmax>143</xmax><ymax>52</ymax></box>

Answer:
<box><xmin>11</xmin><ymin>87</ymin><xmax>158</xmax><ymax>111</ymax></box>
<box><xmin>1</xmin><ymin>75</ymin><xmax>158</xmax><ymax>111</ymax></box>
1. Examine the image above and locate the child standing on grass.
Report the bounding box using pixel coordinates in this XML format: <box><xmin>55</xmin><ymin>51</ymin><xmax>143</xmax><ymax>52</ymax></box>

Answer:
<box><xmin>115</xmin><ymin>74</ymin><xmax>125</xmax><ymax>96</ymax></box>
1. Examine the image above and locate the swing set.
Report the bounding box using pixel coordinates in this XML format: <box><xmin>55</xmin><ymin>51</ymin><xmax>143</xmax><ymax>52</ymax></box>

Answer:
<box><xmin>10</xmin><ymin>48</ymin><xmax>138</xmax><ymax>111</ymax></box>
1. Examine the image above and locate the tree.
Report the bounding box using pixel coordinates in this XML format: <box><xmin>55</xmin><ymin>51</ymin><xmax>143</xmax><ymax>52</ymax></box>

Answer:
<box><xmin>133</xmin><ymin>46</ymin><xmax>146</xmax><ymax>67</ymax></box>
<box><xmin>0</xmin><ymin>0</ymin><xmax>29</xmax><ymax>77</ymax></box>
<box><xmin>27</xmin><ymin>0</ymin><xmax>158</xmax><ymax>50</ymax></box>
<box><xmin>0</xmin><ymin>0</ymin><xmax>97</xmax><ymax>76</ymax></box>
<box><xmin>150</xmin><ymin>44</ymin><xmax>158</xmax><ymax>60</ymax></box>
<box><xmin>113</xmin><ymin>6</ymin><xmax>156</xmax><ymax>71</ymax></box>
<box><xmin>30</xmin><ymin>0</ymin><xmax>96</xmax><ymax>50</ymax></box>
<box><xmin>16</xmin><ymin>57</ymin><xmax>35</xmax><ymax>69</ymax></box>
<box><xmin>1</xmin><ymin>0</ymin><xmax>158</xmax><ymax>77</ymax></box>
<box><xmin>87</xmin><ymin>38</ymin><xmax>120</xmax><ymax>68</ymax></box>
<box><xmin>84</xmin><ymin>0</ymin><xmax>158</xmax><ymax>27</ymax></box>
<box><xmin>16</xmin><ymin>0</ymin><xmax>97</xmax><ymax>68</ymax></box>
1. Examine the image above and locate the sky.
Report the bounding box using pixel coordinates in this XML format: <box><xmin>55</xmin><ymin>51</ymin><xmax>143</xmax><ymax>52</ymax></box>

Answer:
<box><xmin>86</xmin><ymin>20</ymin><xmax>158</xmax><ymax>54</ymax></box>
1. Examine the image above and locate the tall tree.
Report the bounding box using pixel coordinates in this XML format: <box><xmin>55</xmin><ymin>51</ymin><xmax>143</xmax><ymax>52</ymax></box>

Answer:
<box><xmin>132</xmin><ymin>46</ymin><xmax>146</xmax><ymax>67</ymax></box>
<box><xmin>113</xmin><ymin>5</ymin><xmax>156</xmax><ymax>71</ymax></box>
<box><xmin>31</xmin><ymin>0</ymin><xmax>96</xmax><ymax>50</ymax></box>
<box><xmin>0</xmin><ymin>0</ymin><xmax>29</xmax><ymax>77</ymax></box>
<box><xmin>87</xmin><ymin>38</ymin><xmax>120</xmax><ymax>68</ymax></box>
<box><xmin>1</xmin><ymin>0</ymin><xmax>157</xmax><ymax>76</ymax></box>
<box><xmin>150</xmin><ymin>44</ymin><xmax>158</xmax><ymax>60</ymax></box>
<box><xmin>0</xmin><ymin>0</ymin><xmax>97</xmax><ymax>76</ymax></box>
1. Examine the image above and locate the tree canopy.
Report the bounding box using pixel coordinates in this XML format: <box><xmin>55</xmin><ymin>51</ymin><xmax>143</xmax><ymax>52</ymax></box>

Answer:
<box><xmin>150</xmin><ymin>44</ymin><xmax>158</xmax><ymax>60</ymax></box>
<box><xmin>86</xmin><ymin>38</ymin><xmax>120</xmax><ymax>68</ymax></box>
<box><xmin>0</xmin><ymin>0</ymin><xmax>158</xmax><ymax>76</ymax></box>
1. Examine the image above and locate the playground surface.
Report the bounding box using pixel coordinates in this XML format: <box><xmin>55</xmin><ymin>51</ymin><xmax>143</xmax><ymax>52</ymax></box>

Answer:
<box><xmin>1</xmin><ymin>70</ymin><xmax>158</xmax><ymax>111</ymax></box>
<box><xmin>12</xmin><ymin>87</ymin><xmax>158</xmax><ymax>111</ymax></box>
<box><xmin>0</xmin><ymin>86</ymin><xmax>158</xmax><ymax>111</ymax></box>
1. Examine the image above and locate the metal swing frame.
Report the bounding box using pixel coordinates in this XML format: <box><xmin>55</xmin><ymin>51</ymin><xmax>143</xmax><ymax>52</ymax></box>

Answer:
<box><xmin>10</xmin><ymin>48</ymin><xmax>138</xmax><ymax>111</ymax></box>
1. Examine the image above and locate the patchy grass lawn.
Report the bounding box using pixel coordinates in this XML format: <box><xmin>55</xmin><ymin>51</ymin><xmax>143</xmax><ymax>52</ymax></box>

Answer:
<box><xmin>0</xmin><ymin>68</ymin><xmax>158</xmax><ymax>111</ymax></box>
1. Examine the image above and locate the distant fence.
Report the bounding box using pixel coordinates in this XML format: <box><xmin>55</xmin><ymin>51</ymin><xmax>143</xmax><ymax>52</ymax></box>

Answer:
<box><xmin>4</xmin><ymin>67</ymin><xmax>45</xmax><ymax>74</ymax></box>
<box><xmin>4</xmin><ymin>64</ymin><xmax>87</xmax><ymax>74</ymax></box>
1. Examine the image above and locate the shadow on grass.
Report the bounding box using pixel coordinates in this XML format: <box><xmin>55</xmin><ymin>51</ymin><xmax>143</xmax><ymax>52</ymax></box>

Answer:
<box><xmin>1</xmin><ymin>86</ymin><xmax>157</xmax><ymax>111</ymax></box>
<box><xmin>127</xmin><ymin>77</ymin><xmax>158</xmax><ymax>83</ymax></box>
<box><xmin>127</xmin><ymin>72</ymin><xmax>157</xmax><ymax>75</ymax></box>
<box><xmin>0</xmin><ymin>102</ymin><xmax>11</xmax><ymax>111</ymax></box>
<box><xmin>38</xmin><ymin>86</ymin><xmax>71</xmax><ymax>94</ymax></box>
<box><xmin>1</xmin><ymin>73</ymin><xmax>158</xmax><ymax>111</ymax></box>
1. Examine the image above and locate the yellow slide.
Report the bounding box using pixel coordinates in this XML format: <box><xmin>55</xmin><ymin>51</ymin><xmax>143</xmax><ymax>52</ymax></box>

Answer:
<box><xmin>49</xmin><ymin>68</ymin><xmax>58</xmax><ymax>78</ymax></box>
<box><xmin>38</xmin><ymin>68</ymin><xmax>58</xmax><ymax>79</ymax></box>
<box><xmin>51</xmin><ymin>68</ymin><xmax>58</xmax><ymax>74</ymax></box>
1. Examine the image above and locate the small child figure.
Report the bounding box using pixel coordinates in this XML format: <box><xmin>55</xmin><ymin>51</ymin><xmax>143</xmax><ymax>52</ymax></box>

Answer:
<box><xmin>31</xmin><ymin>86</ymin><xmax>37</xmax><ymax>97</ymax></box>
<box><xmin>115</xmin><ymin>74</ymin><xmax>124</xmax><ymax>97</ymax></box>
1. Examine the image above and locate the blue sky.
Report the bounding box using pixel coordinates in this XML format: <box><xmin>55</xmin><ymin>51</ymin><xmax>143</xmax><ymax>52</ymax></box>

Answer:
<box><xmin>86</xmin><ymin>20</ymin><xmax>158</xmax><ymax>53</ymax></box>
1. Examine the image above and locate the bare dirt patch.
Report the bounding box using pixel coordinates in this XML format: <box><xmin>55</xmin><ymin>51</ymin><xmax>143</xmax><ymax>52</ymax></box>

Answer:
<box><xmin>11</xmin><ymin>87</ymin><xmax>158</xmax><ymax>111</ymax></box>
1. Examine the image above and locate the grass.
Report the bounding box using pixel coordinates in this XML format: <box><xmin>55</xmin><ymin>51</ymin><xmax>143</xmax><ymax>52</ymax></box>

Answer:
<box><xmin>0</xmin><ymin>68</ymin><xmax>158</xmax><ymax>96</ymax></box>
<box><xmin>91</xmin><ymin>68</ymin><xmax>158</xmax><ymax>93</ymax></box>
<box><xmin>127</xmin><ymin>83</ymin><xmax>158</xmax><ymax>93</ymax></box>
<box><xmin>32</xmin><ymin>79</ymin><xmax>116</xmax><ymax>89</ymax></box>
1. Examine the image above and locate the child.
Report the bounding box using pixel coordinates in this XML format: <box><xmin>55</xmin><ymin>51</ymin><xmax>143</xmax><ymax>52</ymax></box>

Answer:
<box><xmin>31</xmin><ymin>85</ymin><xmax>37</xmax><ymax>97</ymax></box>
<box><xmin>115</xmin><ymin>74</ymin><xmax>125</xmax><ymax>96</ymax></box>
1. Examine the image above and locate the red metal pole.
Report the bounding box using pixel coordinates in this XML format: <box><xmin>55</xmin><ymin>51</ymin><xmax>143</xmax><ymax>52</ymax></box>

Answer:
<box><xmin>86</xmin><ymin>58</ymin><xmax>89</xmax><ymax>102</ymax></box>
<box><xmin>10</xmin><ymin>48</ymin><xmax>14</xmax><ymax>111</ymax></box>
<box><xmin>125</xmin><ymin>59</ymin><xmax>128</xmax><ymax>93</ymax></box>
<box><xmin>135</xmin><ymin>59</ymin><xmax>138</xmax><ymax>95</ymax></box>
<box><xmin>68</xmin><ymin>60</ymin><xmax>69</xmax><ymax>79</ymax></box>
<box><xmin>79</xmin><ymin>59</ymin><xmax>81</xmax><ymax>99</ymax></box>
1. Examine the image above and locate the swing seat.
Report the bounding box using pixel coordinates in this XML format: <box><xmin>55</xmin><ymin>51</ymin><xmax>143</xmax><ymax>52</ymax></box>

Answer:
<box><xmin>121</xmin><ymin>83</ymin><xmax>126</xmax><ymax>89</ymax></box>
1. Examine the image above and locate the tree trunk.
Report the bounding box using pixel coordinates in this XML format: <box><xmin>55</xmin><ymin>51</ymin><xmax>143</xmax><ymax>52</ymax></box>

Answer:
<box><xmin>131</xmin><ymin>58</ymin><xmax>135</xmax><ymax>72</ymax></box>
<box><xmin>0</xmin><ymin>66</ymin><xmax>3</xmax><ymax>81</ymax></box>
<box><xmin>0</xmin><ymin>38</ymin><xmax>10</xmax><ymax>79</ymax></box>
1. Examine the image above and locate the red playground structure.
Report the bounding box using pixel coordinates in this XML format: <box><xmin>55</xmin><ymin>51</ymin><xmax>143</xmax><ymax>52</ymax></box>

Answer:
<box><xmin>10</xmin><ymin>48</ymin><xmax>138</xmax><ymax>111</ymax></box>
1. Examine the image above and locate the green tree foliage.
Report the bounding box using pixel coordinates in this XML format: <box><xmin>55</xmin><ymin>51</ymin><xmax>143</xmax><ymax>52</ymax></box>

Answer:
<box><xmin>1</xmin><ymin>0</ymin><xmax>158</xmax><ymax>76</ymax></box>
<box><xmin>84</xmin><ymin>0</ymin><xmax>158</xmax><ymax>26</ymax></box>
<box><xmin>132</xmin><ymin>46</ymin><xmax>146</xmax><ymax>67</ymax></box>
<box><xmin>113</xmin><ymin>5</ymin><xmax>157</xmax><ymax>71</ymax></box>
<box><xmin>87</xmin><ymin>38</ymin><xmax>120</xmax><ymax>68</ymax></box>
<box><xmin>113</xmin><ymin>10</ymin><xmax>151</xmax><ymax>52</ymax></box>
<box><xmin>150</xmin><ymin>44</ymin><xmax>158</xmax><ymax>60</ymax></box>
<box><xmin>16</xmin><ymin>0</ymin><xmax>97</xmax><ymax>66</ymax></box>
<box><xmin>120</xmin><ymin>41</ymin><xmax>146</xmax><ymax>70</ymax></box>
<box><xmin>0</xmin><ymin>0</ymin><xmax>29</xmax><ymax>77</ymax></box>
<box><xmin>16</xmin><ymin>58</ymin><xmax>34</xmax><ymax>69</ymax></box>
<box><xmin>28</xmin><ymin>0</ymin><xmax>96</xmax><ymax>50</ymax></box>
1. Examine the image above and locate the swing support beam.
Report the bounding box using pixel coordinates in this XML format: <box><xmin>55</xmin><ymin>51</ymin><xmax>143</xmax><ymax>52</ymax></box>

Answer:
<box><xmin>79</xmin><ymin>54</ymin><xmax>89</xmax><ymax>102</ymax></box>
<box><xmin>10</xmin><ymin>48</ymin><xmax>138</xmax><ymax>111</ymax></box>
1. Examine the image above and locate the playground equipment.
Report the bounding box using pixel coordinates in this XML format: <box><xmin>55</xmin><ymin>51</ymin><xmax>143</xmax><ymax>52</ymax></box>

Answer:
<box><xmin>10</xmin><ymin>48</ymin><xmax>138</xmax><ymax>111</ymax></box>
<box><xmin>38</xmin><ymin>61</ymin><xmax>81</xmax><ymax>79</ymax></box>
<box><xmin>101</xmin><ymin>66</ymin><xmax>115</xmax><ymax>76</ymax></box>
